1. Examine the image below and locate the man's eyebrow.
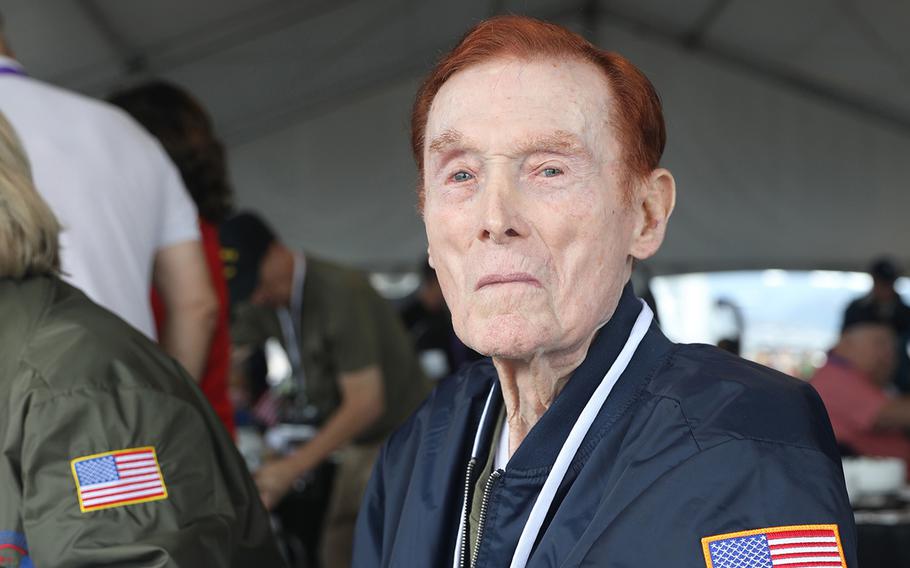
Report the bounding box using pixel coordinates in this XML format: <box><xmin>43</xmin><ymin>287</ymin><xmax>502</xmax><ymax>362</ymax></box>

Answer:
<box><xmin>428</xmin><ymin>129</ymin><xmax>469</xmax><ymax>154</ymax></box>
<box><xmin>427</xmin><ymin>129</ymin><xmax>592</xmax><ymax>159</ymax></box>
<box><xmin>516</xmin><ymin>131</ymin><xmax>591</xmax><ymax>158</ymax></box>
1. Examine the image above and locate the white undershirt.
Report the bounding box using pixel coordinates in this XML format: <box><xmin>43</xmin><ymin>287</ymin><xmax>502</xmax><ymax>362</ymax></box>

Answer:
<box><xmin>494</xmin><ymin>413</ymin><xmax>510</xmax><ymax>470</ymax></box>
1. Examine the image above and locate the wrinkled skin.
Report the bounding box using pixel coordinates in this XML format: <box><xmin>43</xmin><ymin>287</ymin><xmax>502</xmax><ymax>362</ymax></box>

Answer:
<box><xmin>421</xmin><ymin>56</ymin><xmax>675</xmax><ymax>446</ymax></box>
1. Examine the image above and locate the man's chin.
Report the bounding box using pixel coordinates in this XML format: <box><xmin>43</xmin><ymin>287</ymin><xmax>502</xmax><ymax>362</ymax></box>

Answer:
<box><xmin>460</xmin><ymin>319</ymin><xmax>550</xmax><ymax>361</ymax></box>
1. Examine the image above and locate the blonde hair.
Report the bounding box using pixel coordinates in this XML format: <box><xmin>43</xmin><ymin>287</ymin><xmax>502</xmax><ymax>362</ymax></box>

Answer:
<box><xmin>0</xmin><ymin>111</ymin><xmax>61</xmax><ymax>277</ymax></box>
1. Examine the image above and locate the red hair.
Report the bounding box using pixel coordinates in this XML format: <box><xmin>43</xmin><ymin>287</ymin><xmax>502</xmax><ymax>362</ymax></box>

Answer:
<box><xmin>411</xmin><ymin>15</ymin><xmax>666</xmax><ymax>209</ymax></box>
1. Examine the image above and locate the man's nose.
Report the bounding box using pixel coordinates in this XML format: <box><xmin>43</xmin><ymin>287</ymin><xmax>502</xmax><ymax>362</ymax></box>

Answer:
<box><xmin>477</xmin><ymin>171</ymin><xmax>529</xmax><ymax>245</ymax></box>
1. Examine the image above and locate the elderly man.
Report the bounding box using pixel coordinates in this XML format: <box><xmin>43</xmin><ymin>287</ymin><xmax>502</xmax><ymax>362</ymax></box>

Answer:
<box><xmin>812</xmin><ymin>319</ymin><xmax>910</xmax><ymax>467</ymax></box>
<box><xmin>843</xmin><ymin>258</ymin><xmax>910</xmax><ymax>391</ymax></box>
<box><xmin>222</xmin><ymin>212</ymin><xmax>432</xmax><ymax>568</ymax></box>
<box><xmin>353</xmin><ymin>16</ymin><xmax>855</xmax><ymax>568</ymax></box>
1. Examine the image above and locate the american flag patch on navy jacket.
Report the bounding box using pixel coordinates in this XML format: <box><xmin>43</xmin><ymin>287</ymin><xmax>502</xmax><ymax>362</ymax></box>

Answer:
<box><xmin>702</xmin><ymin>524</ymin><xmax>846</xmax><ymax>568</ymax></box>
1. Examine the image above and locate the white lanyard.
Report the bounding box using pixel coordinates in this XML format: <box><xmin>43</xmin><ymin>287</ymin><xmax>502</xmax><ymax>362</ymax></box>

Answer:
<box><xmin>276</xmin><ymin>254</ymin><xmax>307</xmax><ymax>375</ymax></box>
<box><xmin>451</xmin><ymin>300</ymin><xmax>653</xmax><ymax>568</ymax></box>
<box><xmin>289</xmin><ymin>253</ymin><xmax>306</xmax><ymax>332</ymax></box>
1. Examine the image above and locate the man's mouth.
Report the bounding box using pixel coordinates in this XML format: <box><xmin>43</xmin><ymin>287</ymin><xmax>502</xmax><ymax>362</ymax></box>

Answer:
<box><xmin>475</xmin><ymin>273</ymin><xmax>542</xmax><ymax>290</ymax></box>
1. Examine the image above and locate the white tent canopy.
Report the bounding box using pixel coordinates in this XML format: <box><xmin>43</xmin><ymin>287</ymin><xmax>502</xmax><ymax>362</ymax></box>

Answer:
<box><xmin>3</xmin><ymin>0</ymin><xmax>909</xmax><ymax>272</ymax></box>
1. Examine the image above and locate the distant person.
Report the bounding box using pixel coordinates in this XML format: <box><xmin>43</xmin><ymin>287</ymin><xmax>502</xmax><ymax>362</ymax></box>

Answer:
<box><xmin>0</xmin><ymin>111</ymin><xmax>285</xmax><ymax>568</ymax></box>
<box><xmin>109</xmin><ymin>81</ymin><xmax>235</xmax><ymax>436</ymax></box>
<box><xmin>811</xmin><ymin>319</ymin><xmax>910</xmax><ymax>467</ymax></box>
<box><xmin>0</xmin><ymin>15</ymin><xmax>217</xmax><ymax>382</ymax></box>
<box><xmin>400</xmin><ymin>258</ymin><xmax>481</xmax><ymax>379</ymax></box>
<box><xmin>221</xmin><ymin>211</ymin><xmax>432</xmax><ymax>568</ymax></box>
<box><xmin>844</xmin><ymin>257</ymin><xmax>910</xmax><ymax>391</ymax></box>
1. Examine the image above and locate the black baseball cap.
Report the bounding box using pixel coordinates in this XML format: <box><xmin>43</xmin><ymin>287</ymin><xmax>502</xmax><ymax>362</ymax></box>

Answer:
<box><xmin>869</xmin><ymin>257</ymin><xmax>900</xmax><ymax>283</ymax></box>
<box><xmin>219</xmin><ymin>211</ymin><xmax>276</xmax><ymax>307</ymax></box>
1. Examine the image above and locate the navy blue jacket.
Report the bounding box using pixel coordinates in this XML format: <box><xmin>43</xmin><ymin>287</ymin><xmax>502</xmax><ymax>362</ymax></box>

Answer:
<box><xmin>353</xmin><ymin>287</ymin><xmax>856</xmax><ymax>567</ymax></box>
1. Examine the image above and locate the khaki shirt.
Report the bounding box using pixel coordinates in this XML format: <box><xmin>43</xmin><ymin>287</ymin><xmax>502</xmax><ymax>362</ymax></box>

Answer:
<box><xmin>232</xmin><ymin>256</ymin><xmax>431</xmax><ymax>444</ymax></box>
<box><xmin>0</xmin><ymin>277</ymin><xmax>285</xmax><ymax>568</ymax></box>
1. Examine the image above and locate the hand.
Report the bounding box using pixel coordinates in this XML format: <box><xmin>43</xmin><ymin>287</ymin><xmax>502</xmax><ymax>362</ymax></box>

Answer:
<box><xmin>254</xmin><ymin>458</ymin><xmax>301</xmax><ymax>510</ymax></box>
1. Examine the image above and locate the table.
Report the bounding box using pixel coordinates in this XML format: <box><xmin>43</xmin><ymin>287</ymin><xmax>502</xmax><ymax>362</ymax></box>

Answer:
<box><xmin>856</xmin><ymin>509</ymin><xmax>910</xmax><ymax>566</ymax></box>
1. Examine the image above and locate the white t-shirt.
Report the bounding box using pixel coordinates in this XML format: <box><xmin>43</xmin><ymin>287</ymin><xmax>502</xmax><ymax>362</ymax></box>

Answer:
<box><xmin>0</xmin><ymin>56</ymin><xmax>200</xmax><ymax>339</ymax></box>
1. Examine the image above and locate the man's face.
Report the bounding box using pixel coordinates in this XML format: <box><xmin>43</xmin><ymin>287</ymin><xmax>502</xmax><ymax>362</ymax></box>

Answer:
<box><xmin>422</xmin><ymin>56</ymin><xmax>640</xmax><ymax>360</ymax></box>
<box><xmin>250</xmin><ymin>243</ymin><xmax>292</xmax><ymax>308</ymax></box>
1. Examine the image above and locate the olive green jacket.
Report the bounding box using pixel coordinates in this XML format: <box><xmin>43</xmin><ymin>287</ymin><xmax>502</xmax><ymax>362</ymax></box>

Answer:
<box><xmin>0</xmin><ymin>277</ymin><xmax>286</xmax><ymax>568</ymax></box>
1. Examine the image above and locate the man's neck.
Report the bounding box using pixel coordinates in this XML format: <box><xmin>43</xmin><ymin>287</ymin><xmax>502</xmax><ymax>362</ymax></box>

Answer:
<box><xmin>493</xmin><ymin>329</ymin><xmax>599</xmax><ymax>459</ymax></box>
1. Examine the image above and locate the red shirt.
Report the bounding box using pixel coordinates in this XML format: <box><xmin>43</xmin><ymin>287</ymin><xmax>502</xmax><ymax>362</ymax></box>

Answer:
<box><xmin>810</xmin><ymin>356</ymin><xmax>910</xmax><ymax>467</ymax></box>
<box><xmin>152</xmin><ymin>219</ymin><xmax>235</xmax><ymax>436</ymax></box>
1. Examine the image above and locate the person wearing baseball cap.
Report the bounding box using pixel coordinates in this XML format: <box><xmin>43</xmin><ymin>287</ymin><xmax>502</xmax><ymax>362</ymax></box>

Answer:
<box><xmin>221</xmin><ymin>210</ymin><xmax>431</xmax><ymax>568</ymax></box>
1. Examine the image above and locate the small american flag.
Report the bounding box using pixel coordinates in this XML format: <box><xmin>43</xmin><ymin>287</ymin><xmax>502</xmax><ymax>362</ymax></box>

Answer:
<box><xmin>71</xmin><ymin>447</ymin><xmax>167</xmax><ymax>513</ymax></box>
<box><xmin>252</xmin><ymin>389</ymin><xmax>283</xmax><ymax>428</ymax></box>
<box><xmin>702</xmin><ymin>525</ymin><xmax>846</xmax><ymax>568</ymax></box>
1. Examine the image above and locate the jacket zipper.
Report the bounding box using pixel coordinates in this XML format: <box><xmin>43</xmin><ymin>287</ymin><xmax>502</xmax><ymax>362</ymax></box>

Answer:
<box><xmin>470</xmin><ymin>469</ymin><xmax>504</xmax><ymax>567</ymax></box>
<box><xmin>458</xmin><ymin>458</ymin><xmax>477</xmax><ymax>568</ymax></box>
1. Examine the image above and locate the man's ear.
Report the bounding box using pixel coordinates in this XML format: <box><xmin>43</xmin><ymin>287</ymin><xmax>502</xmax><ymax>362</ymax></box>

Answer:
<box><xmin>629</xmin><ymin>168</ymin><xmax>676</xmax><ymax>260</ymax></box>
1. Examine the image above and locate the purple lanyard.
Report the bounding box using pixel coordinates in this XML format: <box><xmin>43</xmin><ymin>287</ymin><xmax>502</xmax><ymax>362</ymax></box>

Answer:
<box><xmin>0</xmin><ymin>66</ymin><xmax>25</xmax><ymax>77</ymax></box>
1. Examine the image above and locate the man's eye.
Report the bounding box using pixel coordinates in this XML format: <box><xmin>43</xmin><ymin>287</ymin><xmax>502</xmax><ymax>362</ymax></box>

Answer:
<box><xmin>541</xmin><ymin>167</ymin><xmax>563</xmax><ymax>178</ymax></box>
<box><xmin>451</xmin><ymin>171</ymin><xmax>474</xmax><ymax>182</ymax></box>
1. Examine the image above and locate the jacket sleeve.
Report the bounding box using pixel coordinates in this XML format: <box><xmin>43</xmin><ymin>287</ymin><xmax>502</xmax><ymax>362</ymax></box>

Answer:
<box><xmin>579</xmin><ymin>438</ymin><xmax>857</xmax><ymax>568</ymax></box>
<box><xmin>352</xmin><ymin>442</ymin><xmax>387</xmax><ymax>568</ymax></box>
<box><xmin>18</xmin><ymin>370</ymin><xmax>285</xmax><ymax>568</ymax></box>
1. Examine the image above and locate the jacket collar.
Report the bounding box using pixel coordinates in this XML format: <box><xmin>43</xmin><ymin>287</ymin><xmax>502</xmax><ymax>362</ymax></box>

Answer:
<box><xmin>477</xmin><ymin>281</ymin><xmax>645</xmax><ymax>473</ymax></box>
